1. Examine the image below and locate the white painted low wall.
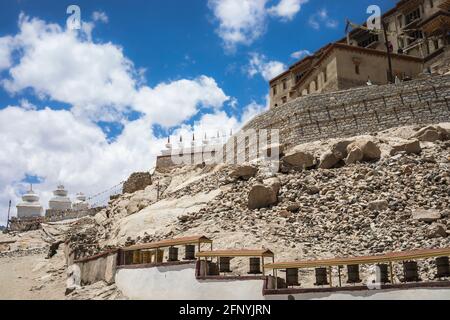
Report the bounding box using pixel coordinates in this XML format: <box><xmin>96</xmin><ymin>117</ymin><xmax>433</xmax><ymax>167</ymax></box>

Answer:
<box><xmin>115</xmin><ymin>264</ymin><xmax>450</xmax><ymax>300</ymax></box>
<box><xmin>115</xmin><ymin>263</ymin><xmax>265</xmax><ymax>300</ymax></box>
<box><xmin>266</xmin><ymin>288</ymin><xmax>450</xmax><ymax>300</ymax></box>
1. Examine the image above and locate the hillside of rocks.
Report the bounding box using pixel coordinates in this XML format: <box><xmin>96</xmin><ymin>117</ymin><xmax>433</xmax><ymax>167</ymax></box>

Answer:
<box><xmin>63</xmin><ymin>123</ymin><xmax>449</xmax><ymax>281</ymax></box>
<box><xmin>2</xmin><ymin>122</ymin><xmax>449</xmax><ymax>297</ymax></box>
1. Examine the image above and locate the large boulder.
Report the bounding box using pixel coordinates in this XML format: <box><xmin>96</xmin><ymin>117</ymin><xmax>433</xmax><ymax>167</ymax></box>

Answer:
<box><xmin>123</xmin><ymin>172</ymin><xmax>152</xmax><ymax>194</ymax></box>
<box><xmin>229</xmin><ymin>165</ymin><xmax>258</xmax><ymax>180</ymax></box>
<box><xmin>318</xmin><ymin>152</ymin><xmax>340</xmax><ymax>169</ymax></box>
<box><xmin>411</xmin><ymin>125</ymin><xmax>449</xmax><ymax>142</ymax></box>
<box><xmin>427</xmin><ymin>223</ymin><xmax>447</xmax><ymax>238</ymax></box>
<box><xmin>282</xmin><ymin>148</ymin><xmax>315</xmax><ymax>169</ymax></box>
<box><xmin>248</xmin><ymin>184</ymin><xmax>278</xmax><ymax>210</ymax></box>
<box><xmin>331</xmin><ymin>140</ymin><xmax>354</xmax><ymax>159</ymax></box>
<box><xmin>411</xmin><ymin>209</ymin><xmax>441</xmax><ymax>223</ymax></box>
<box><xmin>126</xmin><ymin>199</ymin><xmax>139</xmax><ymax>216</ymax></box>
<box><xmin>368</xmin><ymin>200</ymin><xmax>388</xmax><ymax>211</ymax></box>
<box><xmin>347</xmin><ymin>140</ymin><xmax>381</xmax><ymax>161</ymax></box>
<box><xmin>264</xmin><ymin>177</ymin><xmax>282</xmax><ymax>194</ymax></box>
<box><xmin>390</xmin><ymin>140</ymin><xmax>422</xmax><ymax>156</ymax></box>
<box><xmin>345</xmin><ymin>146</ymin><xmax>364</xmax><ymax>164</ymax></box>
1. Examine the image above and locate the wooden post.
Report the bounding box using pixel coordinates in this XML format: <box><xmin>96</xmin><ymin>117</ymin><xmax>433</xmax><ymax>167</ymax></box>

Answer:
<box><xmin>328</xmin><ymin>266</ymin><xmax>333</xmax><ymax>288</ymax></box>
<box><xmin>262</xmin><ymin>256</ymin><xmax>265</xmax><ymax>276</ymax></box>
<box><xmin>6</xmin><ymin>200</ymin><xmax>11</xmax><ymax>231</ymax></box>
<box><xmin>338</xmin><ymin>266</ymin><xmax>342</xmax><ymax>287</ymax></box>
<box><xmin>389</xmin><ymin>262</ymin><xmax>394</xmax><ymax>284</ymax></box>
<box><xmin>275</xmin><ymin>269</ymin><xmax>278</xmax><ymax>290</ymax></box>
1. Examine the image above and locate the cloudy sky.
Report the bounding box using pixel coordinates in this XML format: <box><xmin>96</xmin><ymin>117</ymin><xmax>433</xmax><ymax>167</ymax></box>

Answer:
<box><xmin>0</xmin><ymin>0</ymin><xmax>395</xmax><ymax>225</ymax></box>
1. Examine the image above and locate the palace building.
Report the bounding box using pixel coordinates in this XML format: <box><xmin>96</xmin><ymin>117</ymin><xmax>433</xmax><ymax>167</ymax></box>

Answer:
<box><xmin>270</xmin><ymin>0</ymin><xmax>450</xmax><ymax>109</ymax></box>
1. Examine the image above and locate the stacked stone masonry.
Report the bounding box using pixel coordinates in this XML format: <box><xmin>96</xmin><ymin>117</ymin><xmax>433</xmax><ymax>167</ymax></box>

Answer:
<box><xmin>243</xmin><ymin>75</ymin><xmax>450</xmax><ymax>151</ymax></box>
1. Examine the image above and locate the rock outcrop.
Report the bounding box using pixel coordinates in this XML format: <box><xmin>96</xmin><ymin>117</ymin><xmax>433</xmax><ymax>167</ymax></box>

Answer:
<box><xmin>229</xmin><ymin>165</ymin><xmax>258</xmax><ymax>180</ymax></box>
<box><xmin>123</xmin><ymin>172</ymin><xmax>152</xmax><ymax>194</ymax></box>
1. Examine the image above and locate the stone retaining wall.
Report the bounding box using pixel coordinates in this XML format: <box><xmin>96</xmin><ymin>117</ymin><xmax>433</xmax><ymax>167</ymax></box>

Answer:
<box><xmin>45</xmin><ymin>208</ymin><xmax>101</xmax><ymax>222</ymax></box>
<box><xmin>242</xmin><ymin>74</ymin><xmax>450</xmax><ymax>151</ymax></box>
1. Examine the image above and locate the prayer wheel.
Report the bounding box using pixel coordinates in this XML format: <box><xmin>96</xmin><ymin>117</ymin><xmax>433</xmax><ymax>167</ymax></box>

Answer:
<box><xmin>132</xmin><ymin>250</ymin><xmax>141</xmax><ymax>264</ymax></box>
<box><xmin>286</xmin><ymin>268</ymin><xmax>299</xmax><ymax>286</ymax></box>
<box><xmin>154</xmin><ymin>249</ymin><xmax>164</xmax><ymax>263</ymax></box>
<box><xmin>168</xmin><ymin>247</ymin><xmax>179</xmax><ymax>262</ymax></box>
<box><xmin>124</xmin><ymin>251</ymin><xmax>133</xmax><ymax>265</ymax></box>
<box><xmin>314</xmin><ymin>268</ymin><xmax>329</xmax><ymax>286</ymax></box>
<box><xmin>249</xmin><ymin>258</ymin><xmax>261</xmax><ymax>274</ymax></box>
<box><xmin>403</xmin><ymin>261</ymin><xmax>420</xmax><ymax>282</ymax></box>
<box><xmin>184</xmin><ymin>245</ymin><xmax>196</xmax><ymax>260</ymax></box>
<box><xmin>208</xmin><ymin>262</ymin><xmax>220</xmax><ymax>276</ymax></box>
<box><xmin>376</xmin><ymin>264</ymin><xmax>390</xmax><ymax>284</ymax></box>
<box><xmin>219</xmin><ymin>257</ymin><xmax>232</xmax><ymax>273</ymax></box>
<box><xmin>436</xmin><ymin>257</ymin><xmax>450</xmax><ymax>278</ymax></box>
<box><xmin>141</xmin><ymin>251</ymin><xmax>151</xmax><ymax>264</ymax></box>
<box><xmin>347</xmin><ymin>264</ymin><xmax>362</xmax><ymax>284</ymax></box>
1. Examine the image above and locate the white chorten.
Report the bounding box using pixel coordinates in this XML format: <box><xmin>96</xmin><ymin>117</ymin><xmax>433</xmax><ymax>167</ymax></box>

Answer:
<box><xmin>72</xmin><ymin>192</ymin><xmax>90</xmax><ymax>211</ymax></box>
<box><xmin>49</xmin><ymin>185</ymin><xmax>72</xmax><ymax>210</ymax></box>
<box><xmin>16</xmin><ymin>186</ymin><xmax>43</xmax><ymax>218</ymax></box>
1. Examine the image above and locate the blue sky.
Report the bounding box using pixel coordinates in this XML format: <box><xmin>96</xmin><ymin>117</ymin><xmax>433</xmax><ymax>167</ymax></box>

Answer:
<box><xmin>0</xmin><ymin>0</ymin><xmax>396</xmax><ymax>224</ymax></box>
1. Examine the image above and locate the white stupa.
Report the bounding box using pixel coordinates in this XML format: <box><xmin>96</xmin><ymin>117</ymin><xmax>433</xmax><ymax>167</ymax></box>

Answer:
<box><xmin>48</xmin><ymin>185</ymin><xmax>72</xmax><ymax>211</ymax></box>
<box><xmin>16</xmin><ymin>185</ymin><xmax>43</xmax><ymax>218</ymax></box>
<box><xmin>72</xmin><ymin>192</ymin><xmax>90</xmax><ymax>211</ymax></box>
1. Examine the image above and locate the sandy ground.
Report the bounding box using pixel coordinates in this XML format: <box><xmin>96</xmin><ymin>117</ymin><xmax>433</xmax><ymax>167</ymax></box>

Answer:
<box><xmin>0</xmin><ymin>252</ymin><xmax>67</xmax><ymax>300</ymax></box>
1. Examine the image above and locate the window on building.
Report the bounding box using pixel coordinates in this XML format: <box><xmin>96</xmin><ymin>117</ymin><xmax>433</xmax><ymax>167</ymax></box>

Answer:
<box><xmin>397</xmin><ymin>15</ymin><xmax>403</xmax><ymax>28</ymax></box>
<box><xmin>272</xmin><ymin>86</ymin><xmax>277</xmax><ymax>96</ymax></box>
<box><xmin>407</xmin><ymin>30</ymin><xmax>423</xmax><ymax>45</ymax></box>
<box><xmin>355</xmin><ymin>64</ymin><xmax>360</xmax><ymax>75</ymax></box>
<box><xmin>282</xmin><ymin>79</ymin><xmax>287</xmax><ymax>90</ymax></box>
<box><xmin>358</xmin><ymin>34</ymin><xmax>379</xmax><ymax>47</ymax></box>
<box><xmin>295</xmin><ymin>72</ymin><xmax>304</xmax><ymax>83</ymax></box>
<box><xmin>323</xmin><ymin>69</ymin><xmax>327</xmax><ymax>83</ymax></box>
<box><xmin>405</xmin><ymin>8</ymin><xmax>421</xmax><ymax>25</ymax></box>
<box><xmin>282</xmin><ymin>96</ymin><xmax>287</xmax><ymax>104</ymax></box>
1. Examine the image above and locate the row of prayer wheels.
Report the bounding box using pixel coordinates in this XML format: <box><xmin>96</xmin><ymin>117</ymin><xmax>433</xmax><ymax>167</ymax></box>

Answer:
<box><xmin>283</xmin><ymin>257</ymin><xmax>450</xmax><ymax>287</ymax></box>
<box><xmin>128</xmin><ymin>245</ymin><xmax>198</xmax><ymax>265</ymax></box>
<box><xmin>209</xmin><ymin>257</ymin><xmax>262</xmax><ymax>275</ymax></box>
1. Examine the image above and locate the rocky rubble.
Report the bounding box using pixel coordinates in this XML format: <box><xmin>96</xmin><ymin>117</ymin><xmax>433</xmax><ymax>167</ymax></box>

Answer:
<box><xmin>65</xmin><ymin>123</ymin><xmax>450</xmax><ymax>286</ymax></box>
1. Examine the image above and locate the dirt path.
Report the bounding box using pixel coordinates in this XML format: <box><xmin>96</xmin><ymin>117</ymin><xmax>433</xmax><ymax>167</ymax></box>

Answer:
<box><xmin>0</xmin><ymin>252</ymin><xmax>67</xmax><ymax>300</ymax></box>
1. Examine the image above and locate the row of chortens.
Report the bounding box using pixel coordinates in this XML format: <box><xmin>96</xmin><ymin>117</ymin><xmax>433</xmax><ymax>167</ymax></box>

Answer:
<box><xmin>15</xmin><ymin>184</ymin><xmax>90</xmax><ymax>219</ymax></box>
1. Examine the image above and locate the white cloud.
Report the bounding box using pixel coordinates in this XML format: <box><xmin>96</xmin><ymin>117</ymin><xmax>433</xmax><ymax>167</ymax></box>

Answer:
<box><xmin>268</xmin><ymin>0</ymin><xmax>308</xmax><ymax>21</ymax></box>
<box><xmin>290</xmin><ymin>49</ymin><xmax>311</xmax><ymax>59</ymax></box>
<box><xmin>2</xmin><ymin>14</ymin><xmax>137</xmax><ymax>121</ymax></box>
<box><xmin>240</xmin><ymin>99</ymin><xmax>269</xmax><ymax>125</ymax></box>
<box><xmin>308</xmin><ymin>8</ymin><xmax>338</xmax><ymax>30</ymax></box>
<box><xmin>0</xmin><ymin>36</ymin><xmax>14</xmax><ymax>71</ymax></box>
<box><xmin>208</xmin><ymin>0</ymin><xmax>307</xmax><ymax>50</ymax></box>
<box><xmin>2</xmin><ymin>14</ymin><xmax>230</xmax><ymax>126</ymax></box>
<box><xmin>246</xmin><ymin>53</ymin><xmax>286</xmax><ymax>81</ymax></box>
<box><xmin>92</xmin><ymin>11</ymin><xmax>109</xmax><ymax>23</ymax></box>
<box><xmin>134</xmin><ymin>76</ymin><xmax>229</xmax><ymax>127</ymax></box>
<box><xmin>208</xmin><ymin>0</ymin><xmax>268</xmax><ymax>51</ymax></box>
